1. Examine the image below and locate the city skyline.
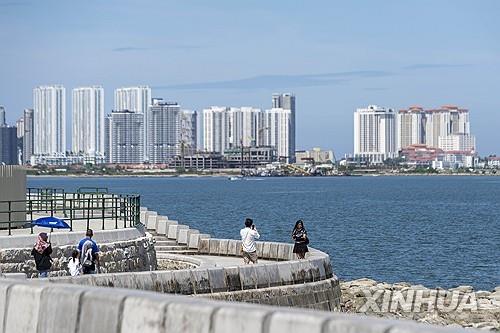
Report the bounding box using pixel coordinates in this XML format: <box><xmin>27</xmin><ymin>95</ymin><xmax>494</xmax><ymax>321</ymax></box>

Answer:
<box><xmin>0</xmin><ymin>85</ymin><xmax>486</xmax><ymax>166</ymax></box>
<box><xmin>1</xmin><ymin>1</ymin><xmax>499</xmax><ymax>156</ymax></box>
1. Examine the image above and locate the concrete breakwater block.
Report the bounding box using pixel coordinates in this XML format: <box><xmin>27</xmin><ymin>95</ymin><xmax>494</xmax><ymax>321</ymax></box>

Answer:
<box><xmin>208</xmin><ymin>239</ymin><xmax>220</xmax><ymax>254</ymax></box>
<box><xmin>139</xmin><ymin>211</ymin><xmax>147</xmax><ymax>224</ymax></box>
<box><xmin>309</xmin><ymin>258</ymin><xmax>327</xmax><ymax>281</ymax></box>
<box><xmin>146</xmin><ymin>211</ymin><xmax>158</xmax><ymax>230</ymax></box>
<box><xmin>207</xmin><ymin>267</ymin><xmax>227</xmax><ymax>293</ymax></box>
<box><xmin>178</xmin><ymin>229</ymin><xmax>199</xmax><ymax>245</ymax></box>
<box><xmin>224</xmin><ymin>266</ymin><xmax>242</xmax><ymax>291</ymax></box>
<box><xmin>198</xmin><ymin>238</ymin><xmax>210</xmax><ymax>254</ymax></box>
<box><xmin>239</xmin><ymin>265</ymin><xmax>258</xmax><ymax>290</ymax></box>
<box><xmin>2</xmin><ymin>278</ymin><xmax>462</xmax><ymax>333</ymax></box>
<box><xmin>167</xmin><ymin>223</ymin><xmax>186</xmax><ymax>240</ymax></box>
<box><xmin>289</xmin><ymin>261</ymin><xmax>307</xmax><ymax>284</ymax></box>
<box><xmin>39</xmin><ymin>284</ymin><xmax>85</xmax><ymax>333</ymax></box>
<box><xmin>277</xmin><ymin>243</ymin><xmax>293</xmax><ymax>260</ymax></box>
<box><xmin>163</xmin><ymin>220</ymin><xmax>178</xmax><ymax>236</ymax></box>
<box><xmin>157</xmin><ymin>271</ymin><xmax>184</xmax><ymax>294</ymax></box>
<box><xmin>155</xmin><ymin>216</ymin><xmax>169</xmax><ymax>235</ymax></box>
<box><xmin>165</xmin><ymin>302</ymin><xmax>214</xmax><ymax>333</ymax></box>
<box><xmin>151</xmin><ymin>271</ymin><xmax>175</xmax><ymax>293</ymax></box>
<box><xmin>188</xmin><ymin>233</ymin><xmax>210</xmax><ymax>249</ymax></box>
<box><xmin>130</xmin><ymin>271</ymin><xmax>156</xmax><ymax>291</ymax></box>
<box><xmin>217</xmin><ymin>239</ymin><xmax>230</xmax><ymax>255</ymax></box>
<box><xmin>262</xmin><ymin>242</ymin><xmax>271</xmax><ymax>259</ymax></box>
<box><xmin>254</xmin><ymin>265</ymin><xmax>271</xmax><ymax>289</ymax></box>
<box><xmin>171</xmin><ymin>270</ymin><xmax>195</xmax><ymax>295</ymax></box>
<box><xmin>298</xmin><ymin>261</ymin><xmax>314</xmax><ymax>283</ymax></box>
<box><xmin>120</xmin><ymin>295</ymin><xmax>169</xmax><ymax>333</ymax></box>
<box><xmin>269</xmin><ymin>242</ymin><xmax>279</xmax><ymax>260</ymax></box>
<box><xmin>79</xmin><ymin>289</ymin><xmax>127</xmax><ymax>333</ymax></box>
<box><xmin>4</xmin><ymin>284</ymin><xmax>44</xmax><ymax>333</ymax></box>
<box><xmin>256</xmin><ymin>242</ymin><xmax>264</xmax><ymax>258</ymax></box>
<box><xmin>226</xmin><ymin>239</ymin><xmax>238</xmax><ymax>256</ymax></box>
<box><xmin>265</xmin><ymin>263</ymin><xmax>281</xmax><ymax>287</ymax></box>
<box><xmin>276</xmin><ymin>262</ymin><xmax>294</xmax><ymax>286</ymax></box>
<box><xmin>323</xmin><ymin>257</ymin><xmax>333</xmax><ymax>278</ymax></box>
<box><xmin>190</xmin><ymin>269</ymin><xmax>211</xmax><ymax>294</ymax></box>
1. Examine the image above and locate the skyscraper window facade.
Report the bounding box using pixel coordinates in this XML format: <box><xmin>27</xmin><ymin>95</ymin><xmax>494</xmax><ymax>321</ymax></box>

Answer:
<box><xmin>33</xmin><ymin>85</ymin><xmax>66</xmax><ymax>155</ymax></box>
<box><xmin>202</xmin><ymin>93</ymin><xmax>296</xmax><ymax>163</ymax></box>
<box><xmin>107</xmin><ymin>110</ymin><xmax>144</xmax><ymax>164</ymax></box>
<box><xmin>72</xmin><ymin>86</ymin><xmax>105</xmax><ymax>156</ymax></box>
<box><xmin>147</xmin><ymin>99</ymin><xmax>181</xmax><ymax>164</ymax></box>
<box><xmin>354</xmin><ymin>105</ymin><xmax>397</xmax><ymax>164</ymax></box>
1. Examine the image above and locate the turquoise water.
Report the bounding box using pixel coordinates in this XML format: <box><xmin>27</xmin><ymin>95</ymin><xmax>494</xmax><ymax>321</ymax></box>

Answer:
<box><xmin>28</xmin><ymin>176</ymin><xmax>500</xmax><ymax>290</ymax></box>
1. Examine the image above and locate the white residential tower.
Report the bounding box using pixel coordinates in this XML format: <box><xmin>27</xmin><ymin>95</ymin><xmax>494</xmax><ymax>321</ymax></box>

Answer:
<box><xmin>72</xmin><ymin>86</ymin><xmax>105</xmax><ymax>156</ymax></box>
<box><xmin>33</xmin><ymin>85</ymin><xmax>66</xmax><ymax>155</ymax></box>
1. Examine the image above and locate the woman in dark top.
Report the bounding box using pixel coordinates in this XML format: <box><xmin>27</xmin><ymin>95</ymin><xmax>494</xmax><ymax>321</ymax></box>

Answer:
<box><xmin>292</xmin><ymin>220</ymin><xmax>309</xmax><ymax>259</ymax></box>
<box><xmin>31</xmin><ymin>232</ymin><xmax>52</xmax><ymax>278</ymax></box>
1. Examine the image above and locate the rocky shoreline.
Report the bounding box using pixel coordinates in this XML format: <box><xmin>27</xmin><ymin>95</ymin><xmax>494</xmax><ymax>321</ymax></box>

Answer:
<box><xmin>341</xmin><ymin>279</ymin><xmax>500</xmax><ymax>331</ymax></box>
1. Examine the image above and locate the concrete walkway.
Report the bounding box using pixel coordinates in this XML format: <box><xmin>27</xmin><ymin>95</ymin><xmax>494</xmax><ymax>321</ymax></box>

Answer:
<box><xmin>190</xmin><ymin>254</ymin><xmax>274</xmax><ymax>268</ymax></box>
<box><xmin>0</xmin><ymin>214</ymin><xmax>131</xmax><ymax>236</ymax></box>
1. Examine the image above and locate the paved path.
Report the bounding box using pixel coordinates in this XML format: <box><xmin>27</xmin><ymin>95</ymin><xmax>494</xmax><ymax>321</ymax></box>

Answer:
<box><xmin>0</xmin><ymin>215</ymin><xmax>130</xmax><ymax>236</ymax></box>
<box><xmin>189</xmin><ymin>254</ymin><xmax>274</xmax><ymax>268</ymax></box>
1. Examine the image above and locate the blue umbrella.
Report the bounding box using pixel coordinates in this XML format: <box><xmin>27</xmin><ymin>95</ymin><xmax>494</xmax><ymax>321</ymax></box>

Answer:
<box><xmin>32</xmin><ymin>216</ymin><xmax>70</xmax><ymax>229</ymax></box>
<box><xmin>31</xmin><ymin>217</ymin><xmax>71</xmax><ymax>242</ymax></box>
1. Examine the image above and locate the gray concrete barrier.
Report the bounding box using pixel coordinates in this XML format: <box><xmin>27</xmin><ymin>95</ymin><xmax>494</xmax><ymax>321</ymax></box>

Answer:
<box><xmin>0</xmin><ymin>279</ymin><xmax>476</xmax><ymax>333</ymax></box>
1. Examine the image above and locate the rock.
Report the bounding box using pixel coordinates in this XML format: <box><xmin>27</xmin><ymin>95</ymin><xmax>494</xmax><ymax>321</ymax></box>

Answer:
<box><xmin>348</xmin><ymin>278</ymin><xmax>377</xmax><ymax>287</ymax></box>
<box><xmin>472</xmin><ymin>321</ymin><xmax>500</xmax><ymax>330</ymax></box>
<box><xmin>377</xmin><ymin>282</ymin><xmax>392</xmax><ymax>289</ymax></box>
<box><xmin>341</xmin><ymin>279</ymin><xmax>500</xmax><ymax>330</ymax></box>
<box><xmin>476</xmin><ymin>290</ymin><xmax>491</xmax><ymax>298</ymax></box>
<box><xmin>392</xmin><ymin>282</ymin><xmax>411</xmax><ymax>290</ymax></box>
<box><xmin>450</xmin><ymin>285</ymin><xmax>474</xmax><ymax>293</ymax></box>
<box><xmin>410</xmin><ymin>284</ymin><xmax>428</xmax><ymax>290</ymax></box>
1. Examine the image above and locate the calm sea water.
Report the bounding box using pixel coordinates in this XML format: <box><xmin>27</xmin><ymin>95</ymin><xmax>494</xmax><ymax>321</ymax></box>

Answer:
<box><xmin>28</xmin><ymin>176</ymin><xmax>500</xmax><ymax>290</ymax></box>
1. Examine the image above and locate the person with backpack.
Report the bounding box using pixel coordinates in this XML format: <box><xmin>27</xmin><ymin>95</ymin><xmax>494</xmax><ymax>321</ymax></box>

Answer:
<box><xmin>292</xmin><ymin>220</ymin><xmax>309</xmax><ymax>259</ymax></box>
<box><xmin>77</xmin><ymin>229</ymin><xmax>100</xmax><ymax>274</ymax></box>
<box><xmin>240</xmin><ymin>218</ymin><xmax>260</xmax><ymax>264</ymax></box>
<box><xmin>68</xmin><ymin>249</ymin><xmax>82</xmax><ymax>276</ymax></box>
<box><xmin>31</xmin><ymin>232</ymin><xmax>52</xmax><ymax>278</ymax></box>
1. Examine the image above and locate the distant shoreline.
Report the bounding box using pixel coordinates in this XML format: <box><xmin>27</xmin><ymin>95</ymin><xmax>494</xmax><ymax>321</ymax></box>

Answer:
<box><xmin>27</xmin><ymin>172</ymin><xmax>498</xmax><ymax>178</ymax></box>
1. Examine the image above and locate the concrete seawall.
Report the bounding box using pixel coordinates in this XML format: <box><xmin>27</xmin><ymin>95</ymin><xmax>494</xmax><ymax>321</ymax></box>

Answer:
<box><xmin>46</xmin><ymin>207</ymin><xmax>342</xmax><ymax>311</ymax></box>
<box><xmin>0</xmin><ymin>278</ymin><xmax>479</xmax><ymax>333</ymax></box>
<box><xmin>0</xmin><ymin>205</ymin><xmax>485</xmax><ymax>332</ymax></box>
<box><xmin>0</xmin><ymin>228</ymin><xmax>157</xmax><ymax>277</ymax></box>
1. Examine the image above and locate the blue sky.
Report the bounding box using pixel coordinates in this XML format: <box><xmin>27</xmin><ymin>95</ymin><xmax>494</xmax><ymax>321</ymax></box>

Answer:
<box><xmin>1</xmin><ymin>0</ymin><xmax>499</xmax><ymax>155</ymax></box>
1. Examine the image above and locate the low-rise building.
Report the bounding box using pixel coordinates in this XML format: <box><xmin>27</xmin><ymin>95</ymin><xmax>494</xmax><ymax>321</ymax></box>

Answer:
<box><xmin>486</xmin><ymin>156</ymin><xmax>500</xmax><ymax>168</ymax></box>
<box><xmin>400</xmin><ymin>144</ymin><xmax>444</xmax><ymax>167</ymax></box>
<box><xmin>30</xmin><ymin>153</ymin><xmax>106</xmax><ymax>166</ymax></box>
<box><xmin>171</xmin><ymin>153</ymin><xmax>224</xmax><ymax>170</ymax></box>
<box><xmin>432</xmin><ymin>151</ymin><xmax>476</xmax><ymax>170</ymax></box>
<box><xmin>223</xmin><ymin>146</ymin><xmax>277</xmax><ymax>168</ymax></box>
<box><xmin>438</xmin><ymin>134</ymin><xmax>476</xmax><ymax>152</ymax></box>
<box><xmin>295</xmin><ymin>148</ymin><xmax>334</xmax><ymax>165</ymax></box>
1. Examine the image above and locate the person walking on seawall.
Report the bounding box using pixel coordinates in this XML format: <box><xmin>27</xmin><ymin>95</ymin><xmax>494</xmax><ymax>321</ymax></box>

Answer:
<box><xmin>78</xmin><ymin>229</ymin><xmax>100</xmax><ymax>274</ymax></box>
<box><xmin>292</xmin><ymin>220</ymin><xmax>309</xmax><ymax>259</ymax></box>
<box><xmin>31</xmin><ymin>232</ymin><xmax>52</xmax><ymax>278</ymax></box>
<box><xmin>240</xmin><ymin>218</ymin><xmax>260</xmax><ymax>264</ymax></box>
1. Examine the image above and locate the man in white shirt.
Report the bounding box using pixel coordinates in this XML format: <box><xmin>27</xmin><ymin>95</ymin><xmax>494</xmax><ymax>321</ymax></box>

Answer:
<box><xmin>240</xmin><ymin>218</ymin><xmax>260</xmax><ymax>264</ymax></box>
